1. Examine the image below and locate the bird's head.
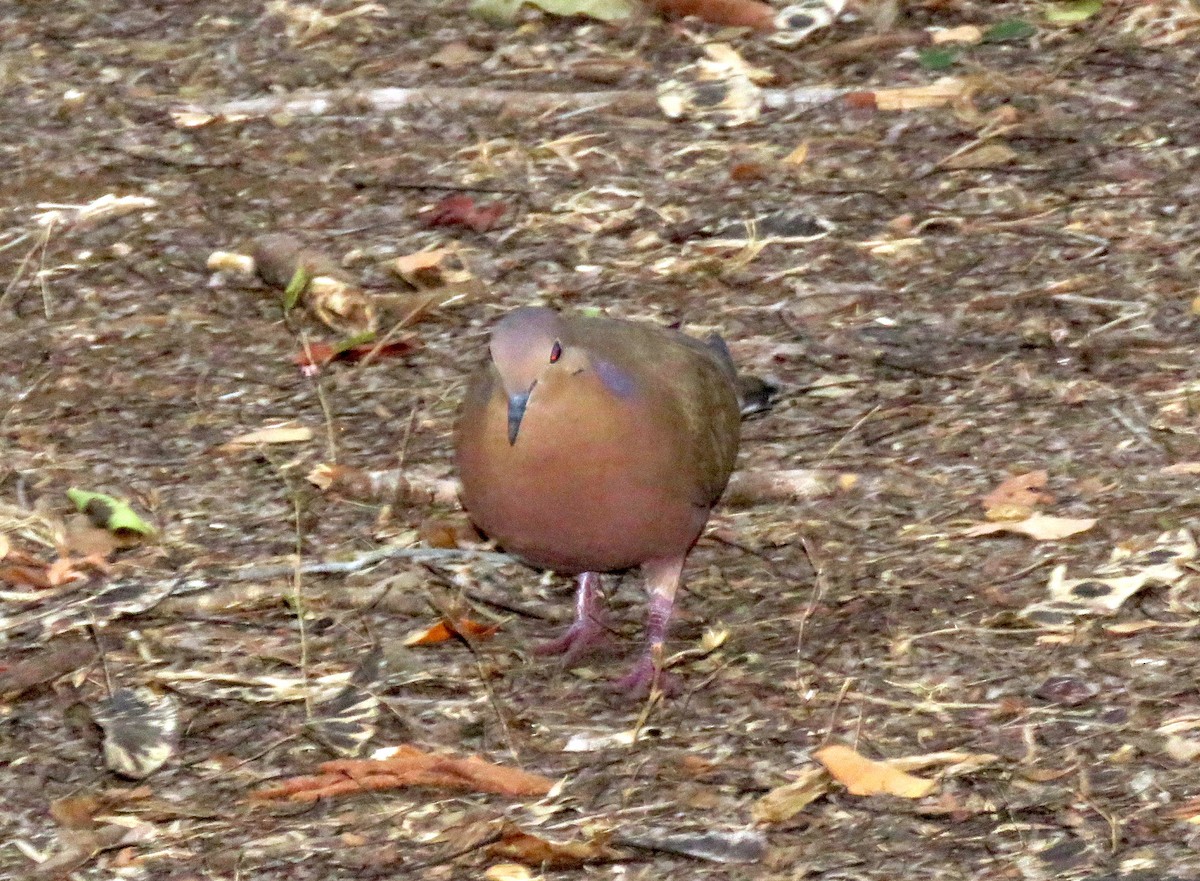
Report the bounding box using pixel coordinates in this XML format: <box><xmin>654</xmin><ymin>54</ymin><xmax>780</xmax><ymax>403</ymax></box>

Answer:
<box><xmin>489</xmin><ymin>307</ymin><xmax>590</xmax><ymax>445</ymax></box>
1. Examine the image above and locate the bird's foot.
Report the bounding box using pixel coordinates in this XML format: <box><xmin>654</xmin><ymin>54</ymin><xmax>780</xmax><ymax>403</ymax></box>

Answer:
<box><xmin>534</xmin><ymin>614</ymin><xmax>612</xmax><ymax>666</ymax></box>
<box><xmin>611</xmin><ymin>651</ymin><xmax>681</xmax><ymax>699</ymax></box>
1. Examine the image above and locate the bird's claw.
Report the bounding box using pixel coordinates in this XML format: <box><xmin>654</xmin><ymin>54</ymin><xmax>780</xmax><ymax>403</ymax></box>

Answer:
<box><xmin>534</xmin><ymin>615</ymin><xmax>612</xmax><ymax>666</ymax></box>
<box><xmin>612</xmin><ymin>652</ymin><xmax>681</xmax><ymax>698</ymax></box>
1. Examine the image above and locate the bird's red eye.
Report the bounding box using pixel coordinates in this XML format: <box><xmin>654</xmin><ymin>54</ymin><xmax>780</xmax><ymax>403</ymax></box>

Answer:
<box><xmin>549</xmin><ymin>340</ymin><xmax>562</xmax><ymax>363</ymax></box>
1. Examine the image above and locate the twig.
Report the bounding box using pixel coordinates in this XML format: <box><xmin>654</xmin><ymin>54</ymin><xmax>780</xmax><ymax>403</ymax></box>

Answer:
<box><xmin>423</xmin><ymin>589</ymin><xmax>523</xmax><ymax>766</ymax></box>
<box><xmin>794</xmin><ymin>535</ymin><xmax>825</xmax><ymax>667</ymax></box>
<box><xmin>230</xmin><ymin>546</ymin><xmax>516</xmax><ymax>581</ymax></box>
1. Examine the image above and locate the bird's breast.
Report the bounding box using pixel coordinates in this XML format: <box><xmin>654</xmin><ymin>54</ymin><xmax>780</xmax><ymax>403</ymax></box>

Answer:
<box><xmin>456</xmin><ymin>383</ymin><xmax>707</xmax><ymax>573</ymax></box>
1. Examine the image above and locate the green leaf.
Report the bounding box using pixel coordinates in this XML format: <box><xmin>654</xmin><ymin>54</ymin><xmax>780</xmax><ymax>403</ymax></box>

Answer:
<box><xmin>332</xmin><ymin>331</ymin><xmax>376</xmax><ymax>355</ymax></box>
<box><xmin>1045</xmin><ymin>0</ymin><xmax>1101</xmax><ymax>25</ymax></box>
<box><xmin>283</xmin><ymin>264</ymin><xmax>310</xmax><ymax>313</ymax></box>
<box><xmin>983</xmin><ymin>18</ymin><xmax>1036</xmax><ymax>42</ymax></box>
<box><xmin>67</xmin><ymin>489</ymin><xmax>156</xmax><ymax>536</ymax></box>
<box><xmin>469</xmin><ymin>0</ymin><xmax>634</xmax><ymax>24</ymax></box>
<box><xmin>918</xmin><ymin>47</ymin><xmax>960</xmax><ymax>71</ymax></box>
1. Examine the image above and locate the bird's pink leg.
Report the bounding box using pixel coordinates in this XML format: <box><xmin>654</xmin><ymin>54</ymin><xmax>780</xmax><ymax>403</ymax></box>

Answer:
<box><xmin>614</xmin><ymin>556</ymin><xmax>686</xmax><ymax>698</ymax></box>
<box><xmin>535</xmin><ymin>572</ymin><xmax>611</xmax><ymax>664</ymax></box>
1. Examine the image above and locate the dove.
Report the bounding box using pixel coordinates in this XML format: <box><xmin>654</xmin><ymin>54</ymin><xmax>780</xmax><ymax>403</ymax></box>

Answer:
<box><xmin>455</xmin><ymin>307</ymin><xmax>741</xmax><ymax>695</ymax></box>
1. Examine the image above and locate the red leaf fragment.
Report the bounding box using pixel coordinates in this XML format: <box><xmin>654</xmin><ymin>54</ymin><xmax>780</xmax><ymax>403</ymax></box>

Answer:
<box><xmin>651</xmin><ymin>0</ymin><xmax>776</xmax><ymax>30</ymax></box>
<box><xmin>421</xmin><ymin>195</ymin><xmax>507</xmax><ymax>232</ymax></box>
<box><xmin>294</xmin><ymin>337</ymin><xmax>419</xmax><ymax>368</ymax></box>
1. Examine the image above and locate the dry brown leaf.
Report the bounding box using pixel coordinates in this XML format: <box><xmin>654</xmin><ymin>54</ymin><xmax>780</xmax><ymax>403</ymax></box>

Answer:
<box><xmin>813</xmin><ymin>744</ymin><xmax>937</xmax><ymax>798</ymax></box>
<box><xmin>941</xmin><ymin>141</ymin><xmax>1018</xmax><ymax>170</ymax></box>
<box><xmin>1019</xmin><ymin>765</ymin><xmax>1075</xmax><ymax>782</ymax></box>
<box><xmin>306</xmin><ymin>278</ymin><xmax>378</xmax><ymax>334</ymax></box>
<box><xmin>1105</xmin><ymin>620</ymin><xmax>1175</xmax><ymax>635</ymax></box>
<box><xmin>886</xmin><ymin>750</ymin><xmax>999</xmax><ymax>776</ymax></box>
<box><xmin>390</xmin><ymin>247</ymin><xmax>453</xmax><ymax>281</ymax></box>
<box><xmin>782</xmin><ymin>140</ymin><xmax>810</xmax><ymax>166</ymax></box>
<box><xmin>223</xmin><ymin>424</ymin><xmax>313</xmax><ymax>449</ymax></box>
<box><xmin>1166</xmin><ymin>798</ymin><xmax>1200</xmax><ymax>823</ymax></box>
<box><xmin>50</xmin><ymin>794</ymin><xmax>103</xmax><ymax>830</ymax></box>
<box><xmin>306</xmin><ymin>463</ymin><xmax>458</xmax><ymax>506</ymax></box>
<box><xmin>872</xmin><ymin>76</ymin><xmax>967</xmax><ymax>111</ymax></box>
<box><xmin>963</xmin><ymin>513</ymin><xmax>1097</xmax><ymax>541</ymax></box>
<box><xmin>388</xmin><ymin>247</ymin><xmax>476</xmax><ymax>291</ymax></box>
<box><xmin>59</xmin><ymin>513</ymin><xmax>125</xmax><ymax>558</ymax></box>
<box><xmin>752</xmin><ymin>766</ymin><xmax>831</xmax><ymax>823</ymax></box>
<box><xmin>1164</xmin><ymin>735</ymin><xmax>1200</xmax><ymax>763</ymax></box>
<box><xmin>722</xmin><ymin>469</ymin><xmax>836</xmax><ymax>506</ymax></box>
<box><xmin>487</xmin><ymin>823</ymin><xmax>620</xmax><ymax>869</ymax></box>
<box><xmin>428</xmin><ymin>41</ymin><xmax>487</xmax><ymax>68</ymax></box>
<box><xmin>0</xmin><ymin>532</ymin><xmax>9</xmax><ymax>560</ymax></box>
<box><xmin>485</xmin><ymin>865</ymin><xmax>535</xmax><ymax>881</ymax></box>
<box><xmin>1162</xmin><ymin>462</ymin><xmax>1200</xmax><ymax>475</ymax></box>
<box><xmin>932</xmin><ymin>24</ymin><xmax>982</xmax><ymax>43</ymax></box>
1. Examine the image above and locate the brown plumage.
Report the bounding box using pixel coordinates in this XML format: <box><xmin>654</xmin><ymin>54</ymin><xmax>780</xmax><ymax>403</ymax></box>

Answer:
<box><xmin>455</xmin><ymin>306</ymin><xmax>741</xmax><ymax>695</ymax></box>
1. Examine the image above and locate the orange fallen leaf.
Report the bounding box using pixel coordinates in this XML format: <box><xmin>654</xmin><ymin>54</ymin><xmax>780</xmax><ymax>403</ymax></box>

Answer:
<box><xmin>50</xmin><ymin>794</ymin><xmax>104</xmax><ymax>830</ymax></box>
<box><xmin>46</xmin><ymin>554</ymin><xmax>109</xmax><ymax>586</ymax></box>
<box><xmin>250</xmin><ymin>744</ymin><xmax>554</xmax><ymax>802</ymax></box>
<box><xmin>404</xmin><ymin>617</ymin><xmax>500</xmax><ymax>646</ymax></box>
<box><xmin>0</xmin><ymin>562</ymin><xmax>54</xmax><ymax>589</ymax></box>
<box><xmin>982</xmin><ymin>470</ymin><xmax>1054</xmax><ymax>516</ymax></box>
<box><xmin>813</xmin><ymin>744</ymin><xmax>936</xmax><ymax>798</ymax></box>
<box><xmin>418</xmin><ymin>516</ymin><xmax>480</xmax><ymax>549</ymax></box>
<box><xmin>487</xmin><ymin>823</ymin><xmax>621</xmax><ymax>869</ymax></box>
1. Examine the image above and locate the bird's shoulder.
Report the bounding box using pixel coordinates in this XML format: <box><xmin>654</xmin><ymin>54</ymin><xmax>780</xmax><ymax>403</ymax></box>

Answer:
<box><xmin>569</xmin><ymin>316</ymin><xmax>737</xmax><ymax>395</ymax></box>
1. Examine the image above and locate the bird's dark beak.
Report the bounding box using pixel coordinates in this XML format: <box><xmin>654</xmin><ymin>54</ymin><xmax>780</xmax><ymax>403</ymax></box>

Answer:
<box><xmin>507</xmin><ymin>389</ymin><xmax>531</xmax><ymax>445</ymax></box>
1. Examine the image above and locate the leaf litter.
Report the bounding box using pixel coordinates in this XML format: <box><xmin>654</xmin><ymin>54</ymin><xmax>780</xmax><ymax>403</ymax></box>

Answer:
<box><xmin>6</xmin><ymin>0</ymin><xmax>1200</xmax><ymax>878</ymax></box>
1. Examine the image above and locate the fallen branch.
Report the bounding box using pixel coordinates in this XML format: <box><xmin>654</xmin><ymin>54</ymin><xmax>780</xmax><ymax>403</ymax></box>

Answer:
<box><xmin>172</xmin><ymin>84</ymin><xmax>846</xmax><ymax>127</ymax></box>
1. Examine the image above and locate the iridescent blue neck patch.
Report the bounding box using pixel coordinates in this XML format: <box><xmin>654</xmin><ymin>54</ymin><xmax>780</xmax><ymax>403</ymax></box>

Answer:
<box><xmin>593</xmin><ymin>358</ymin><xmax>638</xmax><ymax>399</ymax></box>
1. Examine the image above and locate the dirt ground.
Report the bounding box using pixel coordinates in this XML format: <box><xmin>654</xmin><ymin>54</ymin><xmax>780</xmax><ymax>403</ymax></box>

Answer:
<box><xmin>4</xmin><ymin>0</ymin><xmax>1200</xmax><ymax>878</ymax></box>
